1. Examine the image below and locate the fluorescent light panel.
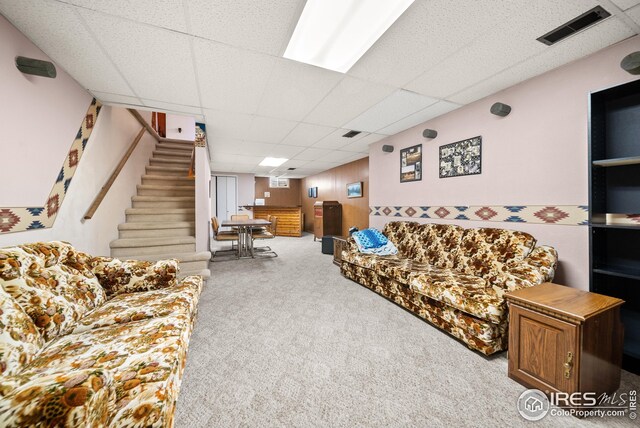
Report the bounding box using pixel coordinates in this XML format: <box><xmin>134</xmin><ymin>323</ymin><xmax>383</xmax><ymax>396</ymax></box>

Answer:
<box><xmin>259</xmin><ymin>157</ymin><xmax>288</xmax><ymax>167</ymax></box>
<box><xmin>284</xmin><ymin>0</ymin><xmax>415</xmax><ymax>73</ymax></box>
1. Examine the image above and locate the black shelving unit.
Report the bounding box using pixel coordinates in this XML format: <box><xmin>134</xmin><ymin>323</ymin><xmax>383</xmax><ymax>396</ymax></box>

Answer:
<box><xmin>589</xmin><ymin>78</ymin><xmax>640</xmax><ymax>375</ymax></box>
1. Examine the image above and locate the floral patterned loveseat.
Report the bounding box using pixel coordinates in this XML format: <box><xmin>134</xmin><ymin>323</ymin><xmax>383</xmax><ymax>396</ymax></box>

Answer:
<box><xmin>0</xmin><ymin>241</ymin><xmax>202</xmax><ymax>427</ymax></box>
<box><xmin>341</xmin><ymin>222</ymin><xmax>558</xmax><ymax>355</ymax></box>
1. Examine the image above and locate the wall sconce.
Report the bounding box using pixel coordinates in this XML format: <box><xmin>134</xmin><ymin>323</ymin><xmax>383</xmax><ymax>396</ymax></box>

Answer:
<box><xmin>15</xmin><ymin>56</ymin><xmax>57</xmax><ymax>78</ymax></box>
<box><xmin>382</xmin><ymin>144</ymin><xmax>394</xmax><ymax>153</ymax></box>
<box><xmin>621</xmin><ymin>52</ymin><xmax>640</xmax><ymax>75</ymax></box>
<box><xmin>422</xmin><ymin>129</ymin><xmax>437</xmax><ymax>139</ymax></box>
<box><xmin>490</xmin><ymin>102</ymin><xmax>511</xmax><ymax>117</ymax></box>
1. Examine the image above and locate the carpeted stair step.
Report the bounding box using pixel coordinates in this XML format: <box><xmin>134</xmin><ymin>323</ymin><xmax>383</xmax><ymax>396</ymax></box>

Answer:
<box><xmin>118</xmin><ymin>221</ymin><xmax>195</xmax><ymax>238</ymax></box>
<box><xmin>131</xmin><ymin>196</ymin><xmax>195</xmax><ymax>209</ymax></box>
<box><xmin>159</xmin><ymin>137</ymin><xmax>195</xmax><ymax>145</ymax></box>
<box><xmin>149</xmin><ymin>158</ymin><xmax>191</xmax><ymax>167</ymax></box>
<box><xmin>152</xmin><ymin>150</ymin><xmax>192</xmax><ymax>160</ymax></box>
<box><xmin>124</xmin><ymin>251</ymin><xmax>210</xmax><ymax>273</ymax></box>
<box><xmin>136</xmin><ymin>184</ymin><xmax>194</xmax><ymax>197</ymax></box>
<box><xmin>141</xmin><ymin>174</ymin><xmax>195</xmax><ymax>186</ymax></box>
<box><xmin>110</xmin><ymin>236</ymin><xmax>196</xmax><ymax>257</ymax></box>
<box><xmin>156</xmin><ymin>142</ymin><xmax>193</xmax><ymax>152</ymax></box>
<box><xmin>145</xmin><ymin>165</ymin><xmax>190</xmax><ymax>176</ymax></box>
<box><xmin>179</xmin><ymin>268</ymin><xmax>211</xmax><ymax>280</ymax></box>
<box><xmin>125</xmin><ymin>208</ymin><xmax>195</xmax><ymax>223</ymax></box>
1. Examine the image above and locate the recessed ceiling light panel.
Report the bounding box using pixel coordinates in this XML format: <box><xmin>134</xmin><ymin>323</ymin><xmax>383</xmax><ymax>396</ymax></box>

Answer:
<box><xmin>259</xmin><ymin>157</ymin><xmax>289</xmax><ymax>167</ymax></box>
<box><xmin>284</xmin><ymin>0</ymin><xmax>415</xmax><ymax>73</ymax></box>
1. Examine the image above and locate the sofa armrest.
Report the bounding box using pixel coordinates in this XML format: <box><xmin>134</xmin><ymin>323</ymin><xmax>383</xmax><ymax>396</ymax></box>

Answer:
<box><xmin>491</xmin><ymin>246</ymin><xmax>558</xmax><ymax>295</ymax></box>
<box><xmin>0</xmin><ymin>368</ymin><xmax>114</xmax><ymax>427</ymax></box>
<box><xmin>90</xmin><ymin>257</ymin><xmax>179</xmax><ymax>298</ymax></box>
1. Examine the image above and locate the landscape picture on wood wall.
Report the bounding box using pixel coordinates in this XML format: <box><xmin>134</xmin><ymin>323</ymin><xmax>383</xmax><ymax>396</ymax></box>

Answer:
<box><xmin>400</xmin><ymin>144</ymin><xmax>422</xmax><ymax>182</ymax></box>
<box><xmin>439</xmin><ymin>136</ymin><xmax>482</xmax><ymax>178</ymax></box>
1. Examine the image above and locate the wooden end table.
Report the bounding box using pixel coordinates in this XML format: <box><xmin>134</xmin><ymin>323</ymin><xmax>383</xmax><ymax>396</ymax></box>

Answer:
<box><xmin>506</xmin><ymin>282</ymin><xmax>624</xmax><ymax>397</ymax></box>
<box><xmin>332</xmin><ymin>236</ymin><xmax>348</xmax><ymax>267</ymax></box>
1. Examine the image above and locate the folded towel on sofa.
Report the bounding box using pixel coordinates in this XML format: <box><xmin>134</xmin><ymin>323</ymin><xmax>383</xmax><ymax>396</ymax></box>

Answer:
<box><xmin>353</xmin><ymin>228</ymin><xmax>398</xmax><ymax>255</ymax></box>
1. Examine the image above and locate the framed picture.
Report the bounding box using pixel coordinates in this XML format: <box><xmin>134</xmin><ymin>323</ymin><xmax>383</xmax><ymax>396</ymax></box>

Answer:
<box><xmin>439</xmin><ymin>136</ymin><xmax>482</xmax><ymax>178</ymax></box>
<box><xmin>400</xmin><ymin>144</ymin><xmax>422</xmax><ymax>183</ymax></box>
<box><xmin>346</xmin><ymin>182</ymin><xmax>363</xmax><ymax>198</ymax></box>
<box><xmin>307</xmin><ymin>188</ymin><xmax>313</xmax><ymax>198</ymax></box>
<box><xmin>311</xmin><ymin>187</ymin><xmax>318</xmax><ymax>198</ymax></box>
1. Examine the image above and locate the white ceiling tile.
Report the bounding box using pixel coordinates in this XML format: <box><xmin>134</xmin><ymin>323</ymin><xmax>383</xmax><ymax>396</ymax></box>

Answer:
<box><xmin>91</xmin><ymin>91</ymin><xmax>143</xmax><ymax>105</ymax></box>
<box><xmin>187</xmin><ymin>0</ymin><xmax>303</xmax><ymax>56</ymax></box>
<box><xmin>627</xmin><ymin>4</ymin><xmax>640</xmax><ymax>23</ymax></box>
<box><xmin>281</xmin><ymin>159</ymin><xmax>309</xmax><ymax>168</ymax></box>
<box><xmin>246</xmin><ymin>115</ymin><xmax>298</xmax><ymax>143</ymax></box>
<box><xmin>292</xmin><ymin>147</ymin><xmax>332</xmax><ymax>161</ymax></box>
<box><xmin>210</xmin><ymin>161</ymin><xmax>237</xmax><ymax>171</ymax></box>
<box><xmin>141</xmin><ymin>99</ymin><xmax>202</xmax><ymax>115</ymax></box>
<box><xmin>342</xmin><ymin>134</ymin><xmax>387</xmax><ymax>153</ymax></box>
<box><xmin>280</xmin><ymin>123</ymin><xmax>336</xmax><ymax>146</ymax></box>
<box><xmin>376</xmin><ymin>101</ymin><xmax>461</xmax><ymax>135</ymax></box>
<box><xmin>58</xmin><ymin>0</ymin><xmax>187</xmax><ymax>32</ymax></box>
<box><xmin>303</xmin><ymin>160</ymin><xmax>341</xmax><ymax>172</ymax></box>
<box><xmin>267</xmin><ymin>145</ymin><xmax>306</xmax><ymax>158</ymax></box>
<box><xmin>611</xmin><ymin>0</ymin><xmax>640</xmax><ymax>11</ymax></box>
<box><xmin>304</xmin><ymin>76</ymin><xmax>396</xmax><ymax>127</ymax></box>
<box><xmin>345</xmin><ymin>90</ymin><xmax>439</xmax><ymax>134</ymax></box>
<box><xmin>204</xmin><ymin>109</ymin><xmax>254</xmax><ymax>141</ymax></box>
<box><xmin>256</xmin><ymin>58</ymin><xmax>343</xmax><ymax>121</ymax></box>
<box><xmin>79</xmin><ymin>9</ymin><xmax>199</xmax><ymax>105</ymax></box>
<box><xmin>193</xmin><ymin>38</ymin><xmax>276</xmax><ymax>114</ymax></box>
<box><xmin>312</xmin><ymin>128</ymin><xmax>369</xmax><ymax>150</ymax></box>
<box><xmin>449</xmin><ymin>16</ymin><xmax>635</xmax><ymax>104</ymax></box>
<box><xmin>0</xmin><ymin>0</ymin><xmax>134</xmax><ymax>95</ymax></box>
<box><xmin>316</xmin><ymin>150</ymin><xmax>361</xmax><ymax>163</ymax></box>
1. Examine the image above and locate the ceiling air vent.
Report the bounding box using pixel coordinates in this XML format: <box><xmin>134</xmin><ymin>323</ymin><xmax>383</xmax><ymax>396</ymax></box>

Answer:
<box><xmin>537</xmin><ymin>6</ymin><xmax>610</xmax><ymax>46</ymax></box>
<box><xmin>287</xmin><ymin>167</ymin><xmax>296</xmax><ymax>170</ymax></box>
<box><xmin>342</xmin><ymin>130</ymin><xmax>361</xmax><ymax>138</ymax></box>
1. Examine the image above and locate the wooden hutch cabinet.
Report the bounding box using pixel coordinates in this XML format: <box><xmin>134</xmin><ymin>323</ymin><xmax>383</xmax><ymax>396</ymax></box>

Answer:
<box><xmin>313</xmin><ymin>201</ymin><xmax>342</xmax><ymax>241</ymax></box>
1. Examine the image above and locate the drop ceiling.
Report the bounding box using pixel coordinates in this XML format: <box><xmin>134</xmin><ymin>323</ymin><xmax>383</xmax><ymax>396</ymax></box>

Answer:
<box><xmin>2</xmin><ymin>0</ymin><xmax>640</xmax><ymax>178</ymax></box>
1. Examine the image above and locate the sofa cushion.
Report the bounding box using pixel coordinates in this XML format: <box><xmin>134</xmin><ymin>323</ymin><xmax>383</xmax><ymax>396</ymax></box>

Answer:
<box><xmin>0</xmin><ymin>247</ymin><xmax>99</xmax><ymax>342</ymax></box>
<box><xmin>375</xmin><ymin>258</ymin><xmax>438</xmax><ymax>284</ymax></box>
<box><xmin>0</xmin><ymin>287</ymin><xmax>44</xmax><ymax>378</ymax></box>
<box><xmin>72</xmin><ymin>277</ymin><xmax>202</xmax><ymax>334</ymax></box>
<box><xmin>408</xmin><ymin>270</ymin><xmax>506</xmax><ymax>324</ymax></box>
<box><xmin>382</xmin><ymin>221</ymin><xmax>422</xmax><ymax>258</ymax></box>
<box><xmin>452</xmin><ymin>228</ymin><xmax>537</xmax><ymax>279</ymax></box>
<box><xmin>13</xmin><ymin>313</ymin><xmax>194</xmax><ymax>425</ymax></box>
<box><xmin>411</xmin><ymin>223</ymin><xmax>465</xmax><ymax>268</ymax></box>
<box><xmin>90</xmin><ymin>257</ymin><xmax>178</xmax><ymax>298</ymax></box>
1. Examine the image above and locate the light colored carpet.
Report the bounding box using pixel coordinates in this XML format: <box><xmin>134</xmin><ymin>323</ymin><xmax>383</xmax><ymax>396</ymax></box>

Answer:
<box><xmin>175</xmin><ymin>234</ymin><xmax>640</xmax><ymax>427</ymax></box>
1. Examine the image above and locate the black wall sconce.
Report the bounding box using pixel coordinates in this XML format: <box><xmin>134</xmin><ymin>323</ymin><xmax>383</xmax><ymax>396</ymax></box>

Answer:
<box><xmin>621</xmin><ymin>52</ymin><xmax>640</xmax><ymax>75</ymax></box>
<box><xmin>422</xmin><ymin>129</ymin><xmax>437</xmax><ymax>139</ymax></box>
<box><xmin>382</xmin><ymin>144</ymin><xmax>394</xmax><ymax>153</ymax></box>
<box><xmin>15</xmin><ymin>56</ymin><xmax>57</xmax><ymax>78</ymax></box>
<box><xmin>490</xmin><ymin>102</ymin><xmax>511</xmax><ymax>117</ymax></box>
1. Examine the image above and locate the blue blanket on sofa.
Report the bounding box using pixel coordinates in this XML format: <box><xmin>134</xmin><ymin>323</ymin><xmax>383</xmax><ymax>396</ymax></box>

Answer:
<box><xmin>352</xmin><ymin>228</ymin><xmax>397</xmax><ymax>255</ymax></box>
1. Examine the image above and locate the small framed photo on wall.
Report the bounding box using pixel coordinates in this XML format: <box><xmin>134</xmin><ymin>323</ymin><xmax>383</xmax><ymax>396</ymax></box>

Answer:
<box><xmin>346</xmin><ymin>182</ymin><xmax>363</xmax><ymax>198</ymax></box>
<box><xmin>400</xmin><ymin>144</ymin><xmax>422</xmax><ymax>183</ymax></box>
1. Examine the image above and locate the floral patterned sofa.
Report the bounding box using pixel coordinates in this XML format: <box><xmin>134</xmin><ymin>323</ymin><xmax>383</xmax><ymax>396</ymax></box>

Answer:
<box><xmin>0</xmin><ymin>241</ymin><xmax>202</xmax><ymax>427</ymax></box>
<box><xmin>341</xmin><ymin>222</ymin><xmax>558</xmax><ymax>355</ymax></box>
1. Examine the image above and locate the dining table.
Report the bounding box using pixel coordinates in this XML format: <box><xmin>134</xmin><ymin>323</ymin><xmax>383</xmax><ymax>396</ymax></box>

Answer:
<box><xmin>221</xmin><ymin>218</ymin><xmax>271</xmax><ymax>258</ymax></box>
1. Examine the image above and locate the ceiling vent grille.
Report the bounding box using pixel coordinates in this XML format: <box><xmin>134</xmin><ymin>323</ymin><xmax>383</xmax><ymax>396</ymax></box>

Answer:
<box><xmin>287</xmin><ymin>167</ymin><xmax>296</xmax><ymax>170</ymax></box>
<box><xmin>342</xmin><ymin>130</ymin><xmax>361</xmax><ymax>138</ymax></box>
<box><xmin>537</xmin><ymin>6</ymin><xmax>610</xmax><ymax>46</ymax></box>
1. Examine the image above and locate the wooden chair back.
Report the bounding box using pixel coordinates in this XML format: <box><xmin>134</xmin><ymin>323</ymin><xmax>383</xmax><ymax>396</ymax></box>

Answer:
<box><xmin>231</xmin><ymin>214</ymin><xmax>249</xmax><ymax>221</ymax></box>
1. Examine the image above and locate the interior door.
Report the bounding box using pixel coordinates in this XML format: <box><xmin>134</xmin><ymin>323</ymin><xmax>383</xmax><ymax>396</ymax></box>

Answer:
<box><xmin>215</xmin><ymin>176</ymin><xmax>237</xmax><ymax>222</ymax></box>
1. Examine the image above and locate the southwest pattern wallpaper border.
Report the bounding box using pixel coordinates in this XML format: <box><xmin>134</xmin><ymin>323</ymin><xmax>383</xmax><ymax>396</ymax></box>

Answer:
<box><xmin>370</xmin><ymin>205</ymin><xmax>588</xmax><ymax>225</ymax></box>
<box><xmin>0</xmin><ymin>99</ymin><xmax>102</xmax><ymax>234</ymax></box>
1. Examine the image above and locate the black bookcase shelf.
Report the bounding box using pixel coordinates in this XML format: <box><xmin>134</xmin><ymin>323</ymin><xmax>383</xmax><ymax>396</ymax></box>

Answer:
<box><xmin>589</xmin><ymin>78</ymin><xmax>640</xmax><ymax>375</ymax></box>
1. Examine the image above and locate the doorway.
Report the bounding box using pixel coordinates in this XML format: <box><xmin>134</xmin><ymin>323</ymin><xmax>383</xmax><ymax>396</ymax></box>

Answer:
<box><xmin>213</xmin><ymin>175</ymin><xmax>237</xmax><ymax>223</ymax></box>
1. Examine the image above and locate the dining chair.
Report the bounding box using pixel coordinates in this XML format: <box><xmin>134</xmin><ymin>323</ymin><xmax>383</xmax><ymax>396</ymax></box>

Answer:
<box><xmin>211</xmin><ymin>217</ymin><xmax>238</xmax><ymax>261</ymax></box>
<box><xmin>252</xmin><ymin>216</ymin><xmax>277</xmax><ymax>257</ymax></box>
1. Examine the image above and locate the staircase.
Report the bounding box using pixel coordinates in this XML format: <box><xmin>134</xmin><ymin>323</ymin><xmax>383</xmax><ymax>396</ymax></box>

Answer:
<box><xmin>109</xmin><ymin>139</ymin><xmax>211</xmax><ymax>279</ymax></box>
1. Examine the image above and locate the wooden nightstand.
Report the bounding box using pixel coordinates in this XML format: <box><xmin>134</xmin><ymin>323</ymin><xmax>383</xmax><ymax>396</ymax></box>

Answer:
<box><xmin>332</xmin><ymin>236</ymin><xmax>348</xmax><ymax>267</ymax></box>
<box><xmin>506</xmin><ymin>283</ymin><xmax>624</xmax><ymax>396</ymax></box>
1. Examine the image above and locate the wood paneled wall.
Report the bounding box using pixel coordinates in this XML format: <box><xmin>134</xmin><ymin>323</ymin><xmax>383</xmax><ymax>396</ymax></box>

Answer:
<box><xmin>255</xmin><ymin>177</ymin><xmax>302</xmax><ymax>206</ymax></box>
<box><xmin>301</xmin><ymin>157</ymin><xmax>369</xmax><ymax>236</ymax></box>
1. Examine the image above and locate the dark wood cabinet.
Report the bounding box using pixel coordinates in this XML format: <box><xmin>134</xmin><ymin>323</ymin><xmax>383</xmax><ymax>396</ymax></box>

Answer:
<box><xmin>313</xmin><ymin>201</ymin><xmax>342</xmax><ymax>241</ymax></box>
<box><xmin>507</xmin><ymin>283</ymin><xmax>624</xmax><ymax>396</ymax></box>
<box><xmin>589</xmin><ymin>79</ymin><xmax>640</xmax><ymax>374</ymax></box>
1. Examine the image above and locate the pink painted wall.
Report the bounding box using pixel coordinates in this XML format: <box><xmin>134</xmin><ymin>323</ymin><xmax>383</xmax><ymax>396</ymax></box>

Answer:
<box><xmin>0</xmin><ymin>14</ymin><xmax>92</xmax><ymax>206</ymax></box>
<box><xmin>0</xmin><ymin>14</ymin><xmax>156</xmax><ymax>256</ymax></box>
<box><xmin>369</xmin><ymin>36</ymin><xmax>640</xmax><ymax>290</ymax></box>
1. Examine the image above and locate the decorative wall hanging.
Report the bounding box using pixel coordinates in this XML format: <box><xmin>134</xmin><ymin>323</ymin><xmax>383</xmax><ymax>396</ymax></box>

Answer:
<box><xmin>439</xmin><ymin>136</ymin><xmax>481</xmax><ymax>178</ymax></box>
<box><xmin>400</xmin><ymin>144</ymin><xmax>422</xmax><ymax>182</ymax></box>
<box><xmin>311</xmin><ymin>187</ymin><xmax>318</xmax><ymax>198</ymax></box>
<box><xmin>347</xmin><ymin>182</ymin><xmax>363</xmax><ymax>198</ymax></box>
